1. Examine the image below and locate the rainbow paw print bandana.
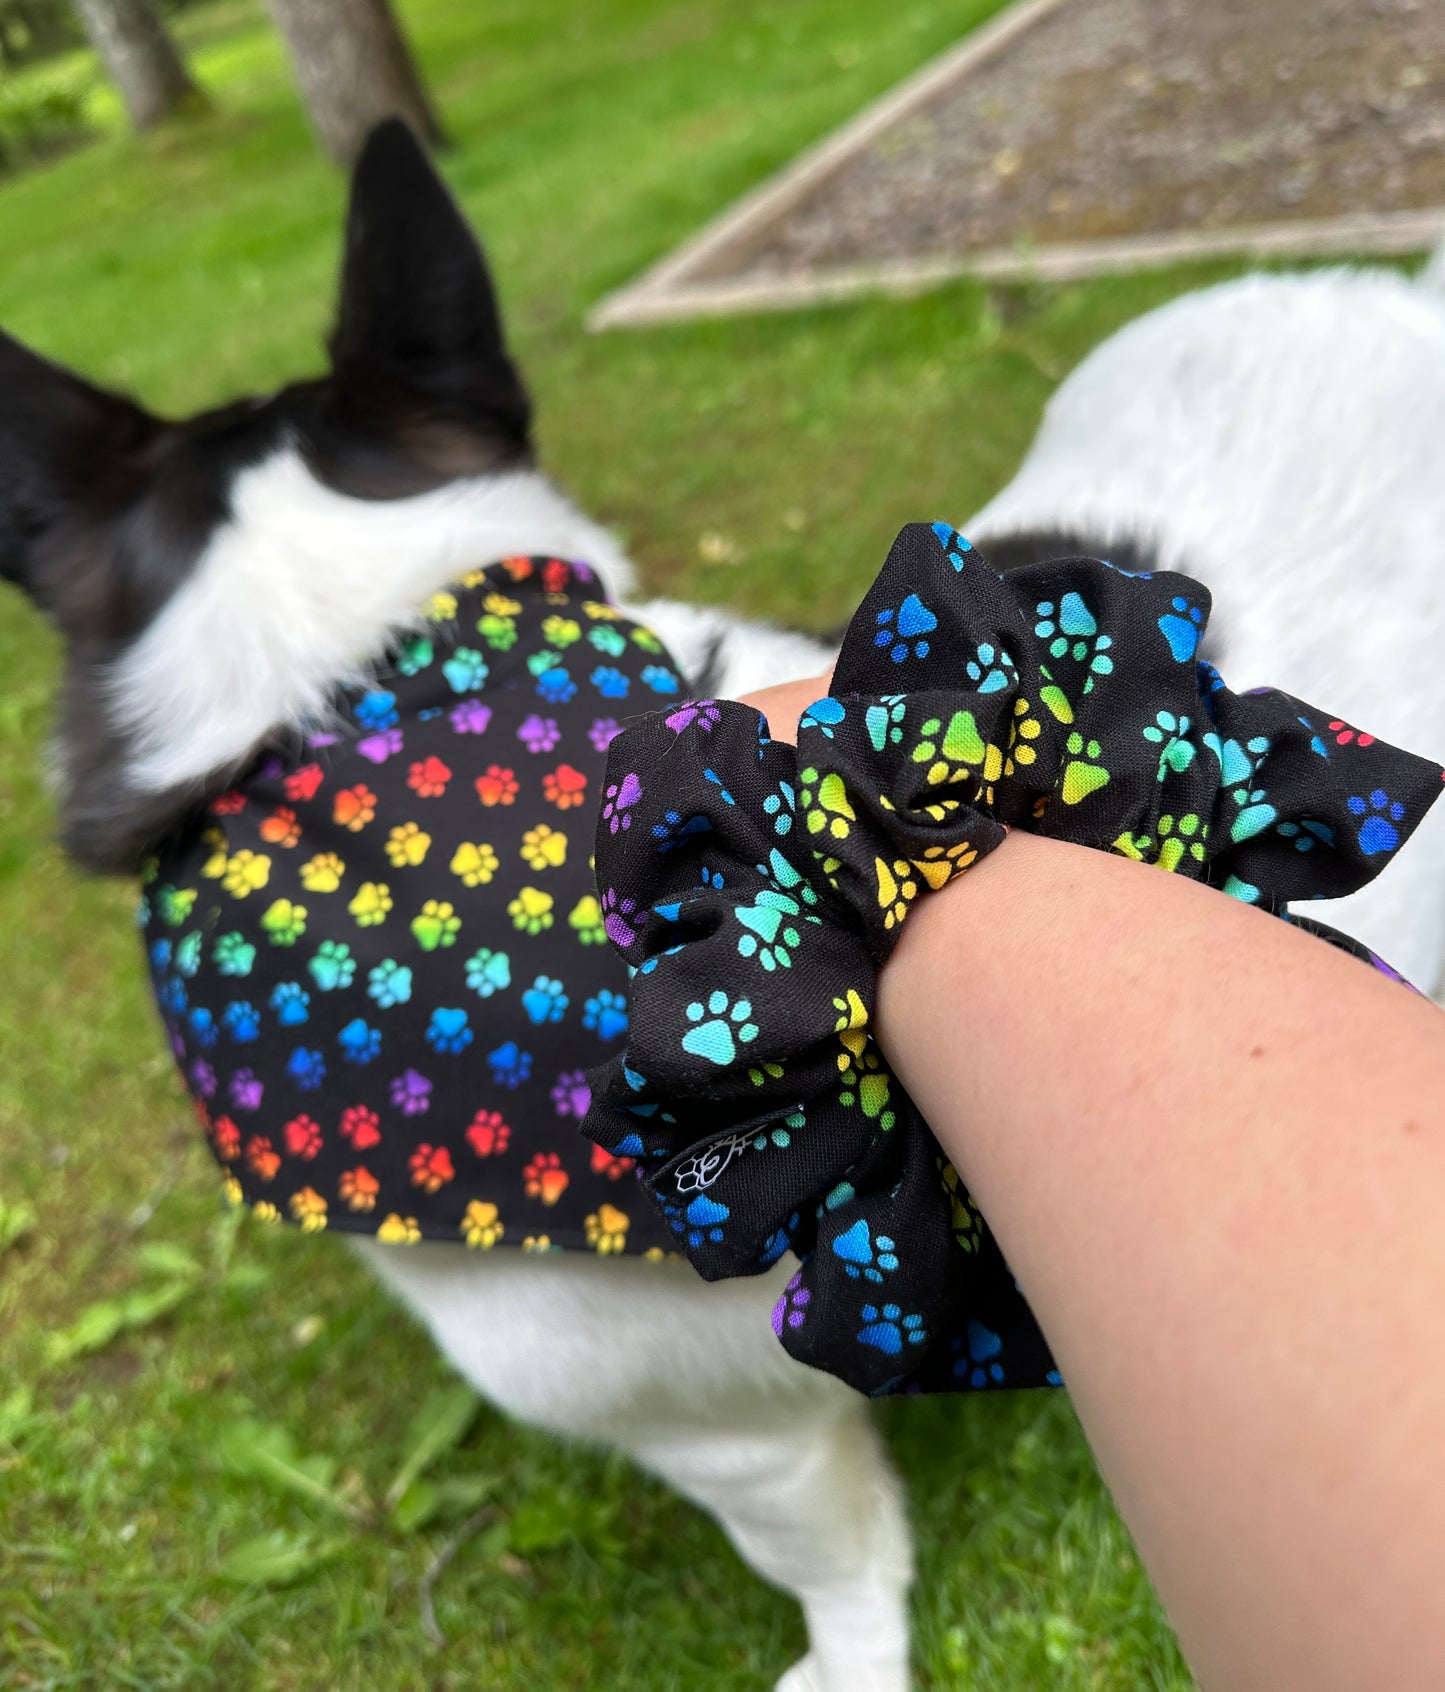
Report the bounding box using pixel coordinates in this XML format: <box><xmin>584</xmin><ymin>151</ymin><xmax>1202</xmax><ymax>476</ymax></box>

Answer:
<box><xmin>141</xmin><ymin>556</ymin><xmax>684</xmax><ymax>1258</ymax></box>
<box><xmin>581</xmin><ymin>522</ymin><xmax>1444</xmax><ymax>1396</ymax></box>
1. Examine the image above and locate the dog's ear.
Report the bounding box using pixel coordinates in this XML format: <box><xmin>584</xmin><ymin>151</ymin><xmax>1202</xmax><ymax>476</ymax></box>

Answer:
<box><xmin>328</xmin><ymin>118</ymin><xmax>531</xmax><ymax>448</ymax></box>
<box><xmin>0</xmin><ymin>329</ymin><xmax>160</xmax><ymax>616</ymax></box>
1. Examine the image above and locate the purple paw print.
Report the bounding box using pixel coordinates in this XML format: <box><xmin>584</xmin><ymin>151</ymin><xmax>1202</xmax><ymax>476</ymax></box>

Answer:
<box><xmin>517</xmin><ymin>713</ymin><xmax>561</xmax><ymax>754</ymax></box>
<box><xmin>771</xmin><ymin>1271</ymin><xmax>811</xmax><ymax>1336</ymax></box>
<box><xmin>589</xmin><ymin>717</ymin><xmax>621</xmax><ymax>753</ymax></box>
<box><xmin>390</xmin><ymin>1068</ymin><xmax>433</xmax><ymax>1116</ymax></box>
<box><xmin>229</xmin><ymin>1068</ymin><xmax>264</xmax><ymax>1112</ymax></box>
<box><xmin>449</xmin><ymin>699</ymin><xmax>492</xmax><ymax>735</ymax></box>
<box><xmin>357</xmin><ymin>728</ymin><xmax>404</xmax><ymax>764</ymax></box>
<box><xmin>601</xmin><ymin>887</ymin><xmax>642</xmax><ymax>946</ymax></box>
<box><xmin>665</xmin><ymin>699</ymin><xmax>721</xmax><ymax>735</ymax></box>
<box><xmin>189</xmin><ymin>1059</ymin><xmax>217</xmax><ymax>1099</ymax></box>
<box><xmin>550</xmin><ymin>1070</ymin><xmax>592</xmax><ymax>1118</ymax></box>
<box><xmin>602</xmin><ymin>772</ymin><xmax>642</xmax><ymax>834</ymax></box>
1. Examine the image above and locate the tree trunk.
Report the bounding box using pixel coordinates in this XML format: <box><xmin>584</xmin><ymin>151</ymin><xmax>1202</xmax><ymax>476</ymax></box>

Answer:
<box><xmin>70</xmin><ymin>0</ymin><xmax>200</xmax><ymax>131</ymax></box>
<box><xmin>264</xmin><ymin>0</ymin><xmax>443</xmax><ymax>167</ymax></box>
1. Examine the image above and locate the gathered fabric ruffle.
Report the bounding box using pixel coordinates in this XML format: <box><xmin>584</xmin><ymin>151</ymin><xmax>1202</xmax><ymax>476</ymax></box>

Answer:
<box><xmin>581</xmin><ymin>522</ymin><xmax>1443</xmax><ymax>1396</ymax></box>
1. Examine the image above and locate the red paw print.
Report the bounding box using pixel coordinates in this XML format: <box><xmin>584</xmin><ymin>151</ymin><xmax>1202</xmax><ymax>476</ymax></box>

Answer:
<box><xmin>284</xmin><ymin>763</ymin><xmax>325</xmax><ymax>802</ymax></box>
<box><xmin>523</xmin><ymin>1152</ymin><xmax>569</xmax><ymax>1206</ymax></box>
<box><xmin>409</xmin><ymin>1143</ymin><xmax>455</xmax><ymax>1194</ymax></box>
<box><xmin>339</xmin><ymin>1105</ymin><xmax>381</xmax><ymax>1150</ymax></box>
<box><xmin>408</xmin><ymin>756</ymin><xmax>452</xmax><ymax>798</ymax></box>
<box><xmin>245</xmin><ymin>1135</ymin><xmax>280</xmax><ymax>1180</ymax></box>
<box><xmin>284</xmin><ymin>1115</ymin><xmax>323</xmax><ymax>1160</ymax></box>
<box><xmin>466</xmin><ymin>1111</ymin><xmax>511</xmax><ymax>1157</ymax></box>
<box><xmin>475</xmin><ymin>764</ymin><xmax>519</xmax><ymax>807</ymax></box>
<box><xmin>590</xmin><ymin>1144</ymin><xmax>635</xmax><ymax>1181</ymax></box>
<box><xmin>209</xmin><ymin>1114</ymin><xmax>241</xmax><ymax>1161</ymax></box>
<box><xmin>1328</xmin><ymin>719</ymin><xmax>1376</xmax><ymax>748</ymax></box>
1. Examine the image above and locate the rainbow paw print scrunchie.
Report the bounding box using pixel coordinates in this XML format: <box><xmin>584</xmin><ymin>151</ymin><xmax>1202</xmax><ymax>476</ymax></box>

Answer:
<box><xmin>580</xmin><ymin>521</ymin><xmax>1443</xmax><ymax>1396</ymax></box>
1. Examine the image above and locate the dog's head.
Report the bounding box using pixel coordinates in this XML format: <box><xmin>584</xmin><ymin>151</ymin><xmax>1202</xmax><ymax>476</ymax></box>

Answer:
<box><xmin>0</xmin><ymin>120</ymin><xmax>621</xmax><ymax>874</ymax></box>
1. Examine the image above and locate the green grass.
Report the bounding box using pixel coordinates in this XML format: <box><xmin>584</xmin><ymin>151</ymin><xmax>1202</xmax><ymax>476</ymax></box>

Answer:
<box><xmin>0</xmin><ymin>1</ymin><xmax>1268</xmax><ymax>1684</ymax></box>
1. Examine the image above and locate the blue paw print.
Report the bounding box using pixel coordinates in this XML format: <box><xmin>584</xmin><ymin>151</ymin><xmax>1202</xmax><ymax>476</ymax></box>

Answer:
<box><xmin>338</xmin><ymin>1017</ymin><xmax>382</xmax><ymax>1063</ymax></box>
<box><xmin>700</xmin><ymin>864</ymin><xmax>725</xmax><ymax>891</ymax></box>
<box><xmin>522</xmin><ymin>975</ymin><xmax>569</xmax><ymax>1025</ymax></box>
<box><xmin>874</xmin><ymin>593</ymin><xmax>938</xmax><ymax>662</ymax></box>
<box><xmin>652</xmin><ymin>808</ymin><xmax>712</xmax><ymax>852</ymax></box>
<box><xmin>465</xmin><ymin>947</ymin><xmax>511</xmax><ymax>998</ymax></box>
<box><xmin>1348</xmin><ymin>789</ymin><xmax>1406</xmax><ymax>856</ymax></box>
<box><xmin>426</xmin><ymin>1007</ymin><xmax>473</xmax><ymax>1054</ymax></box>
<box><xmin>442</xmin><ymin>648</ymin><xmax>489</xmax><ymax>693</ymax></box>
<box><xmin>149</xmin><ymin>938</ymin><xmax>172</xmax><ymax>972</ymax></box>
<box><xmin>1035</xmin><ymin>594</ymin><xmax>1114</xmax><ymax>685</ymax></box>
<box><xmin>953</xmin><ymin>1319</ymin><xmax>1005</xmax><ymax>1388</ymax></box>
<box><xmin>965</xmin><ymin>642</ymin><xmax>1013</xmax><ymax>693</ymax></box>
<box><xmin>222</xmin><ymin>1000</ymin><xmax>261</xmax><ymax>1043</ymax></box>
<box><xmin>681</xmin><ymin>991</ymin><xmax>757</xmax><ymax>1064</ymax></box>
<box><xmin>800</xmin><ymin>696</ymin><xmax>845</xmax><ymax>739</ymax></box>
<box><xmin>269</xmin><ymin>981</ymin><xmax>311</xmax><ymax>1027</ymax></box>
<box><xmin>307</xmin><ymin>940</ymin><xmax>355</xmax><ymax>992</ymax></box>
<box><xmin>1277</xmin><ymin>819</ymin><xmax>1335</xmax><ymax>853</ymax></box>
<box><xmin>590</xmin><ymin>665</ymin><xmax>631</xmax><ymax>699</ymax></box>
<box><xmin>353</xmin><ymin>689</ymin><xmax>399</xmax><ymax>730</ymax></box>
<box><xmin>488</xmin><ymin>1041</ymin><xmax>532</xmax><ymax>1088</ymax></box>
<box><xmin>865</xmin><ymin>694</ymin><xmax>907</xmax><ymax>751</ymax></box>
<box><xmin>642</xmin><ymin>664</ymin><xmax>680</xmax><ymax>695</ymax></box>
<box><xmin>1229</xmin><ymin>785</ymin><xmax>1278</xmax><ymax>843</ymax></box>
<box><xmin>857</xmin><ymin>1303</ymin><xmax>927</xmax><ymax>1357</ymax></box>
<box><xmin>286</xmin><ymin>1047</ymin><xmax>326</xmax><ymax>1091</ymax></box>
<box><xmin>762</xmin><ymin>780</ymin><xmax>796</xmax><ymax>836</ymax></box>
<box><xmin>158</xmin><ymin>976</ymin><xmax>187</xmax><ymax>1017</ymax></box>
<box><xmin>536</xmin><ymin>666</ymin><xmax>577</xmax><ymax>704</ymax></box>
<box><xmin>584</xmin><ymin>989</ymin><xmax>629</xmax><ymax>1041</ymax></box>
<box><xmin>186</xmin><ymin>1006</ymin><xmax>218</xmax><ymax>1049</ymax></box>
<box><xmin>175</xmin><ymin>932</ymin><xmax>202</xmax><ymax>979</ymax></box>
<box><xmin>930</xmin><ymin>521</ymin><xmax>973</xmax><ymax>569</ymax></box>
<box><xmin>1158</xmin><ymin>595</ymin><xmax>1204</xmax><ymax>662</ymax></box>
<box><xmin>684</xmin><ymin>1194</ymin><xmax>730</xmax><ymax>1248</ymax></box>
<box><xmin>831</xmin><ymin>1219</ymin><xmax>900</xmax><ymax>1283</ymax></box>
<box><xmin>367</xmin><ymin>959</ymin><xmax>413</xmax><ymax>1008</ymax></box>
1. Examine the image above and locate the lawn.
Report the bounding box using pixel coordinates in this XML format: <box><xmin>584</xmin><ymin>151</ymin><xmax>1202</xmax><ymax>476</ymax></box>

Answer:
<box><xmin>0</xmin><ymin>1</ymin><xmax>1254</xmax><ymax>1685</ymax></box>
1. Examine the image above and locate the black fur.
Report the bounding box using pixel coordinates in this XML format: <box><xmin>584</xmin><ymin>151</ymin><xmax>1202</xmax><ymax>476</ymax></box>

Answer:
<box><xmin>0</xmin><ymin>120</ymin><xmax>534</xmax><ymax>874</ymax></box>
<box><xmin>973</xmin><ymin>526</ymin><xmax>1163</xmax><ymax>579</ymax></box>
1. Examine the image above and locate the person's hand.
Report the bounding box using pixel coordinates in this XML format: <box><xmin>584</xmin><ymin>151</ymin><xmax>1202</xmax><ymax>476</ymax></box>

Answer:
<box><xmin>735</xmin><ymin>670</ymin><xmax>834</xmax><ymax>747</ymax></box>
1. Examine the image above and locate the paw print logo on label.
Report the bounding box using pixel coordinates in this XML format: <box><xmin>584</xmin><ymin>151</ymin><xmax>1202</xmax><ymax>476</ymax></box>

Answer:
<box><xmin>857</xmin><ymin>1302</ymin><xmax>926</xmax><ymax>1357</ymax></box>
<box><xmin>1348</xmin><ymin>789</ymin><xmax>1406</xmax><ymax>855</ymax></box>
<box><xmin>1035</xmin><ymin>594</ymin><xmax>1114</xmax><ymax>687</ymax></box>
<box><xmin>681</xmin><ymin>991</ymin><xmax>758</xmax><ymax>1065</ymax></box>
<box><xmin>865</xmin><ymin>695</ymin><xmax>907</xmax><ymax>751</ymax></box>
<box><xmin>831</xmin><ymin>1219</ymin><xmax>899</xmax><ymax>1283</ymax></box>
<box><xmin>874</xmin><ymin>593</ymin><xmax>938</xmax><ymax>662</ymax></box>
<box><xmin>1158</xmin><ymin>595</ymin><xmax>1205</xmax><ymax>662</ymax></box>
<box><xmin>1060</xmin><ymin>733</ymin><xmax>1109</xmax><ymax>805</ymax></box>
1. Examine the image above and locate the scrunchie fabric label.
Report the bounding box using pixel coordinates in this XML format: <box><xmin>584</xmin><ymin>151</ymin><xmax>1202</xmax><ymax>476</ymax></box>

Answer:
<box><xmin>582</xmin><ymin>522</ymin><xmax>1443</xmax><ymax>1396</ymax></box>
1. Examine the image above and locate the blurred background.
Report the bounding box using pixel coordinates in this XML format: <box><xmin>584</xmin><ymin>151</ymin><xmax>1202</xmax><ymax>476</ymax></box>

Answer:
<box><xmin>0</xmin><ymin>2</ymin><xmax>1436</xmax><ymax>1686</ymax></box>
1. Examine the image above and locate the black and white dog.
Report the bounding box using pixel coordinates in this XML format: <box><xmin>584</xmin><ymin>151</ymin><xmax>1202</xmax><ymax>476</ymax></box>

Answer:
<box><xmin>5</xmin><ymin>108</ymin><xmax>1444</xmax><ymax>1688</ymax></box>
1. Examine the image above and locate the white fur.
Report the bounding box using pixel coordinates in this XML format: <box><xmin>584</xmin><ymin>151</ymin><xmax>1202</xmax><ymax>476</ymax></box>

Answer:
<box><xmin>109</xmin><ymin>446</ymin><xmax>832</xmax><ymax>794</ymax></box>
<box><xmin>970</xmin><ymin>258</ymin><xmax>1445</xmax><ymax>991</ymax></box>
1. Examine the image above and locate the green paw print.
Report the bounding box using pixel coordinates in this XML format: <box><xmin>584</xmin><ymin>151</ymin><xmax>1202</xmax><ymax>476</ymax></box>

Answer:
<box><xmin>213</xmin><ymin>932</ymin><xmax>256</xmax><ymax>977</ymax></box>
<box><xmin>155</xmin><ymin>884</ymin><xmax>197</xmax><ymax>927</ymax></box>
<box><xmin>1061</xmin><ymin>733</ymin><xmax>1110</xmax><ymax>805</ymax></box>
<box><xmin>1143</xmin><ymin>710</ymin><xmax>1197</xmax><ymax>778</ymax></box>
<box><xmin>1036</xmin><ymin>662</ymin><xmax>1074</xmax><ymax>725</ymax></box>
<box><xmin>799</xmin><ymin>766</ymin><xmax>856</xmax><ymax>841</ymax></box>
<box><xmin>838</xmin><ymin>1034</ymin><xmax>896</xmax><ymax>1128</ymax></box>
<box><xmin>910</xmin><ymin>709</ymin><xmax>985</xmax><ymax>786</ymax></box>
<box><xmin>1114</xmin><ymin>812</ymin><xmax>1208</xmax><ymax>871</ymax></box>
<box><xmin>865</xmin><ymin>695</ymin><xmax>907</xmax><ymax>752</ymax></box>
<box><xmin>525</xmin><ymin>647</ymin><xmax>564</xmax><ymax>679</ymax></box>
<box><xmin>412</xmin><ymin>898</ymin><xmax>462</xmax><ymax>951</ymax></box>
<box><xmin>1034</xmin><ymin>593</ymin><xmax>1114</xmax><ymax>692</ymax></box>
<box><xmin>476</xmin><ymin>612</ymin><xmax>517</xmax><ymax>651</ymax></box>
<box><xmin>393</xmin><ymin>633</ymin><xmax>434</xmax><ymax>675</ymax></box>
<box><xmin>681</xmin><ymin>991</ymin><xmax>759</xmax><ymax>1065</ymax></box>
<box><xmin>588</xmin><ymin>623</ymin><xmax>627</xmax><ymax>658</ymax></box>
<box><xmin>1229</xmin><ymin>785</ymin><xmax>1278</xmax><ymax>843</ymax></box>
<box><xmin>307</xmin><ymin>939</ymin><xmax>355</xmax><ymax>991</ymax></box>
<box><xmin>735</xmin><ymin>889</ymin><xmax>804</xmax><ymax>971</ymax></box>
<box><xmin>260</xmin><ymin>898</ymin><xmax>307</xmax><ymax>946</ymax></box>
<box><xmin>630</xmin><ymin>625</ymin><xmax>664</xmax><ymax>654</ymax></box>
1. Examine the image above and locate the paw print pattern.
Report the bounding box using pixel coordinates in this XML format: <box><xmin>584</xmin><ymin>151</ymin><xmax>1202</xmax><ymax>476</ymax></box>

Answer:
<box><xmin>1060</xmin><ymin>732</ymin><xmax>1109</xmax><ymax>805</ymax></box>
<box><xmin>831</xmin><ymin>1219</ymin><xmax>899</xmax><ymax>1283</ymax></box>
<box><xmin>521</xmin><ymin>976</ymin><xmax>568</xmax><ymax>1025</ymax></box>
<box><xmin>1142</xmin><ymin>710</ymin><xmax>1196</xmax><ymax>778</ymax></box>
<box><xmin>857</xmin><ymin>1303</ymin><xmax>927</xmax><ymax>1357</ymax></box>
<box><xmin>1035</xmin><ymin>593</ymin><xmax>1114</xmax><ymax>690</ymax></box>
<box><xmin>1157</xmin><ymin>595</ymin><xmax>1204</xmax><ymax>662</ymax></box>
<box><xmin>864</xmin><ymin>695</ymin><xmax>907</xmax><ymax>752</ymax></box>
<box><xmin>1348</xmin><ymin>789</ymin><xmax>1406</xmax><ymax>856</ymax></box>
<box><xmin>955</xmin><ymin>1319</ymin><xmax>1005</xmax><ymax>1388</ymax></box>
<box><xmin>771</xmin><ymin>1271</ymin><xmax>811</xmax><ymax>1335</ymax></box>
<box><xmin>681</xmin><ymin>992</ymin><xmax>758</xmax><ymax>1065</ymax></box>
<box><xmin>798</xmin><ymin>766</ymin><xmax>856</xmax><ymax>841</ymax></box>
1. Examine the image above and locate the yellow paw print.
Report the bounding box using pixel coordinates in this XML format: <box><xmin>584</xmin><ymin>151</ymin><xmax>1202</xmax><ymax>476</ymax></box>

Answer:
<box><xmin>221</xmin><ymin>850</ymin><xmax>271</xmax><ymax>897</ymax></box>
<box><xmin>521</xmin><ymin>824</ymin><xmax>567</xmax><ymax>871</ymax></box>
<box><xmin>541</xmin><ymin>614</ymin><xmax>582</xmax><ymax>648</ymax></box>
<box><xmin>1002</xmin><ymin>697</ymin><xmax>1042</xmax><ymax>777</ymax></box>
<box><xmin>522</xmin><ymin>1234</ymin><xmax>559</xmax><ymax>1254</ymax></box>
<box><xmin>199</xmin><ymin>828</ymin><xmax>229</xmax><ymax>880</ymax></box>
<box><xmin>582</xmin><ymin>600</ymin><xmax>622</xmax><ymax>622</ymax></box>
<box><xmin>910</xmin><ymin>709</ymin><xmax>986</xmax><ymax>787</ymax></box>
<box><xmin>874</xmin><ymin>856</ymin><xmax>919</xmax><ymax>930</ymax></box>
<box><xmin>568</xmin><ymin>894</ymin><xmax>606</xmax><ymax>944</ymax></box>
<box><xmin>507</xmin><ymin>886</ymin><xmax>554</xmax><ymax>935</ymax></box>
<box><xmin>832</xmin><ymin>987</ymin><xmax>869</xmax><ymax>1037</ymax></box>
<box><xmin>300</xmin><ymin>851</ymin><xmax>346</xmax><ymax>893</ymax></box>
<box><xmin>385</xmin><ymin>822</ymin><xmax>431</xmax><ymax>868</ymax></box>
<box><xmin>288</xmin><ymin>1187</ymin><xmax>328</xmax><ymax>1233</ymax></box>
<box><xmin>349</xmin><ymin>881</ymin><xmax>393</xmax><ymax>927</ymax></box>
<box><xmin>800</xmin><ymin>766</ymin><xmax>856</xmax><ymax>841</ymax></box>
<box><xmin>422</xmin><ymin>589</ymin><xmax>458</xmax><ymax>621</ymax></box>
<box><xmin>450</xmin><ymin>841</ymin><xmax>499</xmax><ymax>887</ymax></box>
<box><xmin>585</xmin><ymin>1203</ymin><xmax>630</xmax><ymax>1255</ymax></box>
<box><xmin>376</xmin><ymin>1213</ymin><xmax>422</xmax><ymax>1245</ymax></box>
<box><xmin>940</xmin><ymin>1161</ymin><xmax>982</xmax><ymax>1253</ymax></box>
<box><xmin>483</xmin><ymin>591</ymin><xmax>522</xmax><ymax>617</ymax></box>
<box><xmin>461</xmin><ymin>1200</ymin><xmax>504</xmax><ymax>1250</ymax></box>
<box><xmin>252</xmin><ymin>1200</ymin><xmax>282</xmax><ymax>1225</ymax></box>
<box><xmin>909</xmin><ymin>840</ymin><xmax>978</xmax><ymax>891</ymax></box>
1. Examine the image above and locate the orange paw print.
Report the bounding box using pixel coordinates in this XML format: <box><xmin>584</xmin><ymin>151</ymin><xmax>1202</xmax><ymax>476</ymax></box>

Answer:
<box><xmin>475</xmin><ymin>765</ymin><xmax>519</xmax><ymax>807</ymax></box>
<box><xmin>543</xmin><ymin>764</ymin><xmax>588</xmax><ymax>809</ymax></box>
<box><xmin>245</xmin><ymin>1135</ymin><xmax>280</xmax><ymax>1181</ymax></box>
<box><xmin>339</xmin><ymin>1166</ymin><xmax>379</xmax><ymax>1213</ymax></box>
<box><xmin>333</xmin><ymin>784</ymin><xmax>377</xmax><ymax>831</ymax></box>
<box><xmin>523</xmin><ymin>1152</ymin><xmax>569</xmax><ymax>1206</ymax></box>
<box><xmin>259</xmin><ymin>806</ymin><xmax>302</xmax><ymax>848</ymax></box>
<box><xmin>408</xmin><ymin>1143</ymin><xmax>455</xmax><ymax>1194</ymax></box>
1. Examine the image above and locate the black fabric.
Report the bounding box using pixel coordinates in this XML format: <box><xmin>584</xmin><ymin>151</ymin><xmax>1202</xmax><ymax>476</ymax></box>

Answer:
<box><xmin>581</xmin><ymin>522</ymin><xmax>1444</xmax><ymax>1395</ymax></box>
<box><xmin>141</xmin><ymin>556</ymin><xmax>682</xmax><ymax>1257</ymax></box>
